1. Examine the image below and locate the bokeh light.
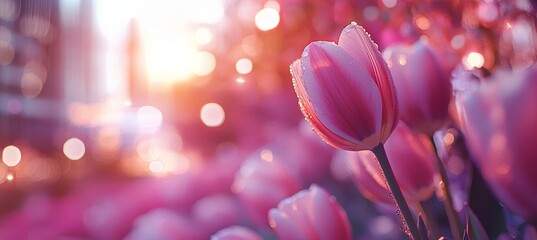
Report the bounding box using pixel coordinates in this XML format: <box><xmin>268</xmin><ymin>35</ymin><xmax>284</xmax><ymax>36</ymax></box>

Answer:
<box><xmin>382</xmin><ymin>0</ymin><xmax>397</xmax><ymax>8</ymax></box>
<box><xmin>95</xmin><ymin>127</ymin><xmax>122</xmax><ymax>157</ymax></box>
<box><xmin>260</xmin><ymin>149</ymin><xmax>273</xmax><ymax>162</ymax></box>
<box><xmin>193</xmin><ymin>51</ymin><xmax>217</xmax><ymax>77</ymax></box>
<box><xmin>137</xmin><ymin>106</ymin><xmax>163</xmax><ymax>132</ymax></box>
<box><xmin>463</xmin><ymin>51</ymin><xmax>485</xmax><ymax>69</ymax></box>
<box><xmin>194</xmin><ymin>27</ymin><xmax>213</xmax><ymax>45</ymax></box>
<box><xmin>451</xmin><ymin>34</ymin><xmax>465</xmax><ymax>50</ymax></box>
<box><xmin>414</xmin><ymin>16</ymin><xmax>431</xmax><ymax>30</ymax></box>
<box><xmin>200</xmin><ymin>103</ymin><xmax>225</xmax><ymax>127</ymax></box>
<box><xmin>137</xmin><ymin>139</ymin><xmax>161</xmax><ymax>162</ymax></box>
<box><xmin>20</xmin><ymin>72</ymin><xmax>44</xmax><ymax>98</ymax></box>
<box><xmin>255</xmin><ymin>7</ymin><xmax>280</xmax><ymax>31</ymax></box>
<box><xmin>5</xmin><ymin>173</ymin><xmax>14</xmax><ymax>182</ymax></box>
<box><xmin>63</xmin><ymin>138</ymin><xmax>86</xmax><ymax>161</ymax></box>
<box><xmin>236</xmin><ymin>77</ymin><xmax>246</xmax><ymax>84</ymax></box>
<box><xmin>397</xmin><ymin>55</ymin><xmax>407</xmax><ymax>66</ymax></box>
<box><xmin>235</xmin><ymin>58</ymin><xmax>253</xmax><ymax>74</ymax></box>
<box><xmin>2</xmin><ymin>145</ymin><xmax>21</xmax><ymax>167</ymax></box>
<box><xmin>148</xmin><ymin>160</ymin><xmax>164</xmax><ymax>173</ymax></box>
<box><xmin>147</xmin><ymin>151</ymin><xmax>190</xmax><ymax>176</ymax></box>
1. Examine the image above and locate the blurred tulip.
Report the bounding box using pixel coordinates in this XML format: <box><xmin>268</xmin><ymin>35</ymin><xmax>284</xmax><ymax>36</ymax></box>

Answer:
<box><xmin>84</xmin><ymin>179</ymin><xmax>164</xmax><ymax>239</ymax></box>
<box><xmin>380</xmin><ymin>26</ymin><xmax>412</xmax><ymax>49</ymax></box>
<box><xmin>232</xmin><ymin>155</ymin><xmax>301</xmax><ymax>227</ymax></box>
<box><xmin>191</xmin><ymin>194</ymin><xmax>243</xmax><ymax>235</ymax></box>
<box><xmin>345</xmin><ymin>122</ymin><xmax>436</xmax><ymax>203</ymax></box>
<box><xmin>455</xmin><ymin>66</ymin><xmax>537</xmax><ymax>224</ymax></box>
<box><xmin>343</xmin><ymin>150</ymin><xmax>393</xmax><ymax>203</ymax></box>
<box><xmin>268</xmin><ymin>184</ymin><xmax>352</xmax><ymax>240</ymax></box>
<box><xmin>124</xmin><ymin>208</ymin><xmax>203</xmax><ymax>240</ymax></box>
<box><xmin>383</xmin><ymin>122</ymin><xmax>436</xmax><ymax>202</ymax></box>
<box><xmin>264</xmin><ymin>124</ymin><xmax>334</xmax><ymax>184</ymax></box>
<box><xmin>383</xmin><ymin>39</ymin><xmax>452</xmax><ymax>135</ymax></box>
<box><xmin>211</xmin><ymin>225</ymin><xmax>263</xmax><ymax>240</ymax></box>
<box><xmin>290</xmin><ymin>22</ymin><xmax>398</xmax><ymax>151</ymax></box>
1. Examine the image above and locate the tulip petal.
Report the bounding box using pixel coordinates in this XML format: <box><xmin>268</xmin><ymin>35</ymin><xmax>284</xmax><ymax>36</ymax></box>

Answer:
<box><xmin>384</xmin><ymin>40</ymin><xmax>451</xmax><ymax>134</ymax></box>
<box><xmin>276</xmin><ymin>191</ymin><xmax>317</xmax><ymax>239</ymax></box>
<box><xmin>456</xmin><ymin>67</ymin><xmax>537</xmax><ymax>221</ymax></box>
<box><xmin>338</xmin><ymin>23</ymin><xmax>398</xmax><ymax>142</ymax></box>
<box><xmin>308</xmin><ymin>185</ymin><xmax>352</xmax><ymax>240</ymax></box>
<box><xmin>384</xmin><ymin>122</ymin><xmax>436</xmax><ymax>202</ymax></box>
<box><xmin>268</xmin><ymin>209</ymin><xmax>310</xmax><ymax>240</ymax></box>
<box><xmin>292</xmin><ymin>60</ymin><xmax>367</xmax><ymax>150</ymax></box>
<box><xmin>300</xmin><ymin>41</ymin><xmax>382</xmax><ymax>150</ymax></box>
<box><xmin>347</xmin><ymin>151</ymin><xmax>392</xmax><ymax>203</ymax></box>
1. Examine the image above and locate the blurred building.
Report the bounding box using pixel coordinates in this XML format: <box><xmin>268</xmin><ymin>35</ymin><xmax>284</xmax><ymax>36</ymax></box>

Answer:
<box><xmin>0</xmin><ymin>0</ymin><xmax>101</xmax><ymax>152</ymax></box>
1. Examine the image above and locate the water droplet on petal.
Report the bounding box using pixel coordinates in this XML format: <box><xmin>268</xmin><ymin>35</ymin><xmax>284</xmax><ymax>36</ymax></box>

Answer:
<box><xmin>351</xmin><ymin>21</ymin><xmax>358</xmax><ymax>25</ymax></box>
<box><xmin>302</xmin><ymin>51</ymin><xmax>309</xmax><ymax>57</ymax></box>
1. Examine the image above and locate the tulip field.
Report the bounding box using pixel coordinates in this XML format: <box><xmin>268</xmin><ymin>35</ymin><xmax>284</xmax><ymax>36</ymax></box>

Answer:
<box><xmin>0</xmin><ymin>0</ymin><xmax>536</xmax><ymax>239</ymax></box>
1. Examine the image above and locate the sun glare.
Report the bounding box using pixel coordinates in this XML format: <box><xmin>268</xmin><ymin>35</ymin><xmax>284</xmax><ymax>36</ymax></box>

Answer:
<box><xmin>143</xmin><ymin>32</ymin><xmax>198</xmax><ymax>83</ymax></box>
<box><xmin>94</xmin><ymin>0</ymin><xmax>225</xmax><ymax>85</ymax></box>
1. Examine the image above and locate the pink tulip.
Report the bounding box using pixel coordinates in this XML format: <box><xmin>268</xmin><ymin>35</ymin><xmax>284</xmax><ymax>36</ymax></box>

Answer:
<box><xmin>383</xmin><ymin>39</ymin><xmax>452</xmax><ymax>135</ymax></box>
<box><xmin>455</xmin><ymin>66</ymin><xmax>537</xmax><ymax>224</ymax></box>
<box><xmin>343</xmin><ymin>150</ymin><xmax>393</xmax><ymax>204</ymax></box>
<box><xmin>290</xmin><ymin>22</ymin><xmax>398</xmax><ymax>151</ymax></box>
<box><xmin>211</xmin><ymin>226</ymin><xmax>263</xmax><ymax>240</ymax></box>
<box><xmin>191</xmin><ymin>194</ymin><xmax>243</xmax><ymax>235</ymax></box>
<box><xmin>232</xmin><ymin>156</ymin><xmax>301</xmax><ymax>228</ymax></box>
<box><xmin>124</xmin><ymin>208</ymin><xmax>203</xmax><ymax>240</ymax></box>
<box><xmin>345</xmin><ymin>122</ymin><xmax>436</xmax><ymax>203</ymax></box>
<box><xmin>384</xmin><ymin>122</ymin><xmax>436</xmax><ymax>201</ymax></box>
<box><xmin>260</xmin><ymin>125</ymin><xmax>334</xmax><ymax>184</ymax></box>
<box><xmin>268</xmin><ymin>184</ymin><xmax>352</xmax><ymax>240</ymax></box>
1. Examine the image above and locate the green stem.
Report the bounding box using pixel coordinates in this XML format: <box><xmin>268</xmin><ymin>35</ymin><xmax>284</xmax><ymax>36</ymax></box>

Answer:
<box><xmin>373</xmin><ymin>144</ymin><xmax>422</xmax><ymax>240</ymax></box>
<box><xmin>431</xmin><ymin>137</ymin><xmax>463</xmax><ymax>240</ymax></box>
<box><xmin>417</xmin><ymin>201</ymin><xmax>440</xmax><ymax>239</ymax></box>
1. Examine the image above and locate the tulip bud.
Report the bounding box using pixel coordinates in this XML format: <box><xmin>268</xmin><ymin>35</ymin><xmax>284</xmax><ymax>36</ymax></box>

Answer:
<box><xmin>383</xmin><ymin>39</ymin><xmax>452</xmax><ymax>135</ymax></box>
<box><xmin>455</xmin><ymin>66</ymin><xmax>537</xmax><ymax>223</ymax></box>
<box><xmin>345</xmin><ymin>122</ymin><xmax>436</xmax><ymax>203</ymax></box>
<box><xmin>291</xmin><ymin>22</ymin><xmax>398</xmax><ymax>151</ymax></box>
<box><xmin>268</xmin><ymin>184</ymin><xmax>352</xmax><ymax>240</ymax></box>
<box><xmin>232</xmin><ymin>156</ymin><xmax>301</xmax><ymax>228</ymax></box>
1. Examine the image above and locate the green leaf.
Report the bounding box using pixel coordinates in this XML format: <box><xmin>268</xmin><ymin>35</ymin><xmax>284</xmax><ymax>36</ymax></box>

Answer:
<box><xmin>466</xmin><ymin>206</ymin><xmax>489</xmax><ymax>240</ymax></box>
<box><xmin>418</xmin><ymin>213</ymin><xmax>430</xmax><ymax>240</ymax></box>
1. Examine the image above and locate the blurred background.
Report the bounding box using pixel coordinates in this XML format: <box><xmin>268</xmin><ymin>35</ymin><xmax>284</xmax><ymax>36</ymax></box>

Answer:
<box><xmin>0</xmin><ymin>0</ymin><xmax>536</xmax><ymax>239</ymax></box>
<box><xmin>0</xmin><ymin>0</ymin><xmax>303</xmax><ymax>202</ymax></box>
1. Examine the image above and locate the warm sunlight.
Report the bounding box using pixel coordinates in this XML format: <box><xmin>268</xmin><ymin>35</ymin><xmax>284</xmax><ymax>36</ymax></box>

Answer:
<box><xmin>143</xmin><ymin>31</ymin><xmax>198</xmax><ymax>83</ymax></box>
<box><xmin>4</xmin><ymin>1</ymin><xmax>537</xmax><ymax>239</ymax></box>
<box><xmin>94</xmin><ymin>0</ymin><xmax>224</xmax><ymax>86</ymax></box>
